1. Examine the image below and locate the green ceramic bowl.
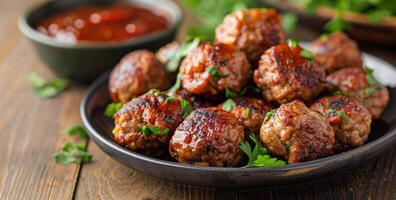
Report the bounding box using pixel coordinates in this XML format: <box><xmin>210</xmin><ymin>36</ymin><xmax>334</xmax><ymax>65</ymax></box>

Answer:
<box><xmin>18</xmin><ymin>0</ymin><xmax>182</xmax><ymax>83</ymax></box>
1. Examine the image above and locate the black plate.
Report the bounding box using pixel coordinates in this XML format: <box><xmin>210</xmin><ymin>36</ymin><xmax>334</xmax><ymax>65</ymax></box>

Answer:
<box><xmin>81</xmin><ymin>59</ymin><xmax>396</xmax><ymax>188</ymax></box>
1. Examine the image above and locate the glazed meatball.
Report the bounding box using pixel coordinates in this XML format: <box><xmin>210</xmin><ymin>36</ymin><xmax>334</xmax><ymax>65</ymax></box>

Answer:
<box><xmin>260</xmin><ymin>100</ymin><xmax>335</xmax><ymax>163</ymax></box>
<box><xmin>311</xmin><ymin>96</ymin><xmax>372</xmax><ymax>151</ymax></box>
<box><xmin>215</xmin><ymin>9</ymin><xmax>286</xmax><ymax>64</ymax></box>
<box><xmin>309</xmin><ymin>32</ymin><xmax>363</xmax><ymax>73</ymax></box>
<box><xmin>169</xmin><ymin>107</ymin><xmax>245</xmax><ymax>167</ymax></box>
<box><xmin>109</xmin><ymin>50</ymin><xmax>170</xmax><ymax>103</ymax></box>
<box><xmin>218</xmin><ymin>97</ymin><xmax>272</xmax><ymax>134</ymax></box>
<box><xmin>180</xmin><ymin>42</ymin><xmax>251</xmax><ymax>97</ymax></box>
<box><xmin>156</xmin><ymin>41</ymin><xmax>181</xmax><ymax>65</ymax></box>
<box><xmin>254</xmin><ymin>44</ymin><xmax>326</xmax><ymax>104</ymax></box>
<box><xmin>112</xmin><ymin>92</ymin><xmax>186</xmax><ymax>156</ymax></box>
<box><xmin>326</xmin><ymin>67</ymin><xmax>389</xmax><ymax>119</ymax></box>
<box><xmin>168</xmin><ymin>89</ymin><xmax>212</xmax><ymax>109</ymax></box>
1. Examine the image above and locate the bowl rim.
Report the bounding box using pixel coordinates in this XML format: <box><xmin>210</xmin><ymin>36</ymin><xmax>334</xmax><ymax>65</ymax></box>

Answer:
<box><xmin>17</xmin><ymin>0</ymin><xmax>183</xmax><ymax>49</ymax></box>
<box><xmin>80</xmin><ymin>72</ymin><xmax>396</xmax><ymax>174</ymax></box>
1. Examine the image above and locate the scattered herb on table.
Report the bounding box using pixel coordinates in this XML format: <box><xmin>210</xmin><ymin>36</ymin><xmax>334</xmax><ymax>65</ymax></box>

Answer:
<box><xmin>28</xmin><ymin>72</ymin><xmax>69</xmax><ymax>99</ymax></box>
<box><xmin>52</xmin><ymin>143</ymin><xmax>92</xmax><ymax>165</ymax></box>
<box><xmin>165</xmin><ymin>96</ymin><xmax>177</xmax><ymax>104</ymax></box>
<box><xmin>140</xmin><ymin>125</ymin><xmax>170</xmax><ymax>136</ymax></box>
<box><xmin>222</xmin><ymin>98</ymin><xmax>237</xmax><ymax>112</ymax></box>
<box><xmin>239</xmin><ymin>134</ymin><xmax>286</xmax><ymax>167</ymax></box>
<box><xmin>104</xmin><ymin>102</ymin><xmax>123</xmax><ymax>118</ymax></box>
<box><xmin>64</xmin><ymin>124</ymin><xmax>88</xmax><ymax>139</ymax></box>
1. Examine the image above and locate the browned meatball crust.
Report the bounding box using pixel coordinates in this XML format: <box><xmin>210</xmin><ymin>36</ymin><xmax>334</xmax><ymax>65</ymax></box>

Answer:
<box><xmin>109</xmin><ymin>50</ymin><xmax>170</xmax><ymax>103</ymax></box>
<box><xmin>215</xmin><ymin>9</ymin><xmax>286</xmax><ymax>64</ymax></box>
<box><xmin>156</xmin><ymin>41</ymin><xmax>181</xmax><ymax>65</ymax></box>
<box><xmin>311</xmin><ymin>96</ymin><xmax>372</xmax><ymax>151</ymax></box>
<box><xmin>180</xmin><ymin>42</ymin><xmax>251</xmax><ymax>97</ymax></box>
<box><xmin>218</xmin><ymin>97</ymin><xmax>272</xmax><ymax>134</ymax></box>
<box><xmin>309</xmin><ymin>32</ymin><xmax>363</xmax><ymax>73</ymax></box>
<box><xmin>326</xmin><ymin>67</ymin><xmax>389</xmax><ymax>119</ymax></box>
<box><xmin>254</xmin><ymin>44</ymin><xmax>326</xmax><ymax>104</ymax></box>
<box><xmin>169</xmin><ymin>107</ymin><xmax>245</xmax><ymax>167</ymax></box>
<box><xmin>260</xmin><ymin>100</ymin><xmax>335</xmax><ymax>163</ymax></box>
<box><xmin>113</xmin><ymin>92</ymin><xmax>186</xmax><ymax>156</ymax></box>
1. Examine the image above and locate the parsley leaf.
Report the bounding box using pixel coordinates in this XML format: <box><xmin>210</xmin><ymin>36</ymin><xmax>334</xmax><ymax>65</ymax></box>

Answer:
<box><xmin>222</xmin><ymin>98</ymin><xmax>236</xmax><ymax>112</ymax></box>
<box><xmin>225</xmin><ymin>87</ymin><xmax>247</xmax><ymax>99</ymax></box>
<box><xmin>282</xmin><ymin>12</ymin><xmax>298</xmax><ymax>35</ymax></box>
<box><xmin>245</xmin><ymin>108</ymin><xmax>252</xmax><ymax>118</ymax></box>
<box><xmin>264</xmin><ymin>109</ymin><xmax>277</xmax><ymax>122</ymax></box>
<box><xmin>166</xmin><ymin>38</ymin><xmax>200</xmax><ymax>72</ymax></box>
<box><xmin>364</xmin><ymin>66</ymin><xmax>383</xmax><ymax>97</ymax></box>
<box><xmin>140</xmin><ymin>125</ymin><xmax>169</xmax><ymax>136</ymax></box>
<box><xmin>165</xmin><ymin>96</ymin><xmax>177</xmax><ymax>104</ymax></box>
<box><xmin>288</xmin><ymin>38</ymin><xmax>299</xmax><ymax>48</ymax></box>
<box><xmin>207</xmin><ymin>66</ymin><xmax>221</xmax><ymax>81</ymax></box>
<box><xmin>180</xmin><ymin>98</ymin><xmax>193</xmax><ymax>119</ymax></box>
<box><xmin>52</xmin><ymin>142</ymin><xmax>92</xmax><ymax>165</ymax></box>
<box><xmin>104</xmin><ymin>102</ymin><xmax>123</xmax><ymax>118</ymax></box>
<box><xmin>64</xmin><ymin>124</ymin><xmax>88</xmax><ymax>139</ymax></box>
<box><xmin>240</xmin><ymin>134</ymin><xmax>285</xmax><ymax>167</ymax></box>
<box><xmin>28</xmin><ymin>73</ymin><xmax>69</xmax><ymax>99</ymax></box>
<box><xmin>167</xmin><ymin>70</ymin><xmax>184</xmax><ymax>93</ymax></box>
<box><xmin>327</xmin><ymin>109</ymin><xmax>349</xmax><ymax>124</ymax></box>
<box><xmin>300</xmin><ymin>49</ymin><xmax>315</xmax><ymax>60</ymax></box>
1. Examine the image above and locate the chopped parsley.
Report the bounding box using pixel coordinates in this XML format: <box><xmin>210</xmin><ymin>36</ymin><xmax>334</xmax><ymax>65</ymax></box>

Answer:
<box><xmin>327</xmin><ymin>109</ymin><xmax>349</xmax><ymax>124</ymax></box>
<box><xmin>28</xmin><ymin>72</ymin><xmax>69</xmax><ymax>99</ymax></box>
<box><xmin>222</xmin><ymin>98</ymin><xmax>236</xmax><ymax>112</ymax></box>
<box><xmin>180</xmin><ymin>98</ymin><xmax>193</xmax><ymax>119</ymax></box>
<box><xmin>104</xmin><ymin>102</ymin><xmax>123</xmax><ymax>118</ymax></box>
<box><xmin>148</xmin><ymin>88</ymin><xmax>161</xmax><ymax>94</ymax></box>
<box><xmin>64</xmin><ymin>124</ymin><xmax>88</xmax><ymax>139</ymax></box>
<box><xmin>207</xmin><ymin>66</ymin><xmax>222</xmax><ymax>81</ymax></box>
<box><xmin>239</xmin><ymin>134</ymin><xmax>286</xmax><ymax>167</ymax></box>
<box><xmin>165</xmin><ymin>96</ymin><xmax>177</xmax><ymax>104</ymax></box>
<box><xmin>165</xmin><ymin>38</ymin><xmax>200</xmax><ymax>72</ymax></box>
<box><xmin>167</xmin><ymin>70</ymin><xmax>184</xmax><ymax>93</ymax></box>
<box><xmin>225</xmin><ymin>87</ymin><xmax>247</xmax><ymax>99</ymax></box>
<box><xmin>52</xmin><ymin>143</ymin><xmax>92</xmax><ymax>165</ymax></box>
<box><xmin>264</xmin><ymin>109</ymin><xmax>277</xmax><ymax>122</ymax></box>
<box><xmin>364</xmin><ymin>66</ymin><xmax>383</xmax><ymax>97</ymax></box>
<box><xmin>288</xmin><ymin>38</ymin><xmax>299</xmax><ymax>48</ymax></box>
<box><xmin>140</xmin><ymin>125</ymin><xmax>169</xmax><ymax>136</ymax></box>
<box><xmin>300</xmin><ymin>49</ymin><xmax>315</xmax><ymax>60</ymax></box>
<box><xmin>245</xmin><ymin>108</ymin><xmax>252</xmax><ymax>118</ymax></box>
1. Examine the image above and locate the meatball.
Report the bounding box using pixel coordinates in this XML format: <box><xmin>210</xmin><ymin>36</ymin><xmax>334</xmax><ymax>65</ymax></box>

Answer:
<box><xmin>310</xmin><ymin>96</ymin><xmax>372</xmax><ymax>151</ymax></box>
<box><xmin>156</xmin><ymin>41</ymin><xmax>181</xmax><ymax>65</ymax></box>
<box><xmin>260</xmin><ymin>100</ymin><xmax>335</xmax><ymax>163</ymax></box>
<box><xmin>309</xmin><ymin>32</ymin><xmax>363</xmax><ymax>73</ymax></box>
<box><xmin>218</xmin><ymin>97</ymin><xmax>272</xmax><ymax>134</ymax></box>
<box><xmin>109</xmin><ymin>50</ymin><xmax>170</xmax><ymax>103</ymax></box>
<box><xmin>112</xmin><ymin>92</ymin><xmax>186</xmax><ymax>156</ymax></box>
<box><xmin>215</xmin><ymin>9</ymin><xmax>286</xmax><ymax>65</ymax></box>
<box><xmin>168</xmin><ymin>89</ymin><xmax>212</xmax><ymax>109</ymax></box>
<box><xmin>254</xmin><ymin>44</ymin><xmax>326</xmax><ymax>104</ymax></box>
<box><xmin>180</xmin><ymin>42</ymin><xmax>251</xmax><ymax>97</ymax></box>
<box><xmin>326</xmin><ymin>67</ymin><xmax>389</xmax><ymax>119</ymax></box>
<box><xmin>169</xmin><ymin>107</ymin><xmax>245</xmax><ymax>167</ymax></box>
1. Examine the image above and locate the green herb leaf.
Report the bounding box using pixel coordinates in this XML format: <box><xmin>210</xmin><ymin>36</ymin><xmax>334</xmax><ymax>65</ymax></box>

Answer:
<box><xmin>167</xmin><ymin>70</ymin><xmax>184</xmax><ymax>93</ymax></box>
<box><xmin>245</xmin><ymin>108</ymin><xmax>252</xmax><ymax>118</ymax></box>
<box><xmin>222</xmin><ymin>98</ymin><xmax>236</xmax><ymax>112</ymax></box>
<box><xmin>239</xmin><ymin>134</ymin><xmax>285</xmax><ymax>167</ymax></box>
<box><xmin>166</xmin><ymin>38</ymin><xmax>200</xmax><ymax>72</ymax></box>
<box><xmin>165</xmin><ymin>116</ymin><xmax>175</xmax><ymax>124</ymax></box>
<box><xmin>207</xmin><ymin>66</ymin><xmax>221</xmax><ymax>81</ymax></box>
<box><xmin>104</xmin><ymin>102</ymin><xmax>123</xmax><ymax>118</ymax></box>
<box><xmin>139</xmin><ymin>125</ymin><xmax>169</xmax><ymax>136</ymax></box>
<box><xmin>165</xmin><ymin>96</ymin><xmax>177</xmax><ymax>104</ymax></box>
<box><xmin>324</xmin><ymin>0</ymin><xmax>350</xmax><ymax>32</ymax></box>
<box><xmin>148</xmin><ymin>89</ymin><xmax>161</xmax><ymax>94</ymax></box>
<box><xmin>327</xmin><ymin>109</ymin><xmax>349</xmax><ymax>124</ymax></box>
<box><xmin>364</xmin><ymin>66</ymin><xmax>383</xmax><ymax>97</ymax></box>
<box><xmin>264</xmin><ymin>109</ymin><xmax>277</xmax><ymax>122</ymax></box>
<box><xmin>28</xmin><ymin>73</ymin><xmax>69</xmax><ymax>99</ymax></box>
<box><xmin>300</xmin><ymin>49</ymin><xmax>315</xmax><ymax>60</ymax></box>
<box><xmin>282</xmin><ymin>12</ymin><xmax>298</xmax><ymax>35</ymax></box>
<box><xmin>64</xmin><ymin>124</ymin><xmax>88</xmax><ymax>139</ymax></box>
<box><xmin>288</xmin><ymin>38</ymin><xmax>299</xmax><ymax>48</ymax></box>
<box><xmin>180</xmin><ymin>98</ymin><xmax>193</xmax><ymax>119</ymax></box>
<box><xmin>52</xmin><ymin>142</ymin><xmax>92</xmax><ymax>165</ymax></box>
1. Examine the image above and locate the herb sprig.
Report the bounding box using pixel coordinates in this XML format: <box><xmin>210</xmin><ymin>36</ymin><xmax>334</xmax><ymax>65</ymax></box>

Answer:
<box><xmin>53</xmin><ymin>143</ymin><xmax>92</xmax><ymax>165</ymax></box>
<box><xmin>28</xmin><ymin>73</ymin><xmax>69</xmax><ymax>99</ymax></box>
<box><xmin>222</xmin><ymin>98</ymin><xmax>236</xmax><ymax>111</ymax></box>
<box><xmin>104</xmin><ymin>102</ymin><xmax>123</xmax><ymax>118</ymax></box>
<box><xmin>239</xmin><ymin>134</ymin><xmax>286</xmax><ymax>167</ymax></box>
<box><xmin>64</xmin><ymin>124</ymin><xmax>88</xmax><ymax>139</ymax></box>
<box><xmin>140</xmin><ymin>125</ymin><xmax>170</xmax><ymax>136</ymax></box>
<box><xmin>165</xmin><ymin>38</ymin><xmax>200</xmax><ymax>72</ymax></box>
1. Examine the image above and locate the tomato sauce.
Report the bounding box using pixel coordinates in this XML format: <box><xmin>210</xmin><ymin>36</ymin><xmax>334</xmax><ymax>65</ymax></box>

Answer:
<box><xmin>36</xmin><ymin>4</ymin><xmax>169</xmax><ymax>44</ymax></box>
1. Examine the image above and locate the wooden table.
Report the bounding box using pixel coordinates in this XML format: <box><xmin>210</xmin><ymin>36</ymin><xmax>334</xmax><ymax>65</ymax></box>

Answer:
<box><xmin>1</xmin><ymin>0</ymin><xmax>395</xmax><ymax>199</ymax></box>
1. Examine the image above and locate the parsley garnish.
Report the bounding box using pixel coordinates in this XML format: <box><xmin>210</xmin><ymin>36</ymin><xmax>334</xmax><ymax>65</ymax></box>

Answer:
<box><xmin>207</xmin><ymin>66</ymin><xmax>221</xmax><ymax>81</ymax></box>
<box><xmin>180</xmin><ymin>98</ymin><xmax>193</xmax><ymax>119</ymax></box>
<box><xmin>140</xmin><ymin>125</ymin><xmax>169</xmax><ymax>136</ymax></box>
<box><xmin>167</xmin><ymin>70</ymin><xmax>184</xmax><ymax>93</ymax></box>
<box><xmin>239</xmin><ymin>134</ymin><xmax>286</xmax><ymax>167</ymax></box>
<box><xmin>264</xmin><ymin>109</ymin><xmax>277</xmax><ymax>122</ymax></box>
<box><xmin>282</xmin><ymin>12</ymin><xmax>298</xmax><ymax>35</ymax></box>
<box><xmin>327</xmin><ymin>109</ymin><xmax>349</xmax><ymax>124</ymax></box>
<box><xmin>165</xmin><ymin>117</ymin><xmax>174</xmax><ymax>124</ymax></box>
<box><xmin>52</xmin><ymin>143</ymin><xmax>92</xmax><ymax>165</ymax></box>
<box><xmin>166</xmin><ymin>38</ymin><xmax>200</xmax><ymax>72</ymax></box>
<box><xmin>64</xmin><ymin>124</ymin><xmax>88</xmax><ymax>139</ymax></box>
<box><xmin>245</xmin><ymin>108</ymin><xmax>252</xmax><ymax>118</ymax></box>
<box><xmin>300</xmin><ymin>49</ymin><xmax>315</xmax><ymax>60</ymax></box>
<box><xmin>364</xmin><ymin>66</ymin><xmax>383</xmax><ymax>97</ymax></box>
<box><xmin>225</xmin><ymin>87</ymin><xmax>247</xmax><ymax>99</ymax></box>
<box><xmin>288</xmin><ymin>38</ymin><xmax>299</xmax><ymax>48</ymax></box>
<box><xmin>148</xmin><ymin>88</ymin><xmax>160</xmax><ymax>94</ymax></box>
<box><xmin>222</xmin><ymin>98</ymin><xmax>236</xmax><ymax>112</ymax></box>
<box><xmin>104</xmin><ymin>102</ymin><xmax>123</xmax><ymax>118</ymax></box>
<box><xmin>28</xmin><ymin>72</ymin><xmax>69</xmax><ymax>99</ymax></box>
<box><xmin>165</xmin><ymin>96</ymin><xmax>177</xmax><ymax>104</ymax></box>
<box><xmin>331</xmin><ymin>90</ymin><xmax>351</xmax><ymax>97</ymax></box>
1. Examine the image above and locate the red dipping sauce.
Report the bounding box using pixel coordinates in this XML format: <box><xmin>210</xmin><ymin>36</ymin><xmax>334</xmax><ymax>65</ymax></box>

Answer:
<box><xmin>36</xmin><ymin>4</ymin><xmax>169</xmax><ymax>44</ymax></box>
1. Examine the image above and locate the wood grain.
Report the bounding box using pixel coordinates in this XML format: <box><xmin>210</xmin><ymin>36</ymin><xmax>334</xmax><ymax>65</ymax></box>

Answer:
<box><xmin>0</xmin><ymin>0</ymin><xmax>395</xmax><ymax>199</ymax></box>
